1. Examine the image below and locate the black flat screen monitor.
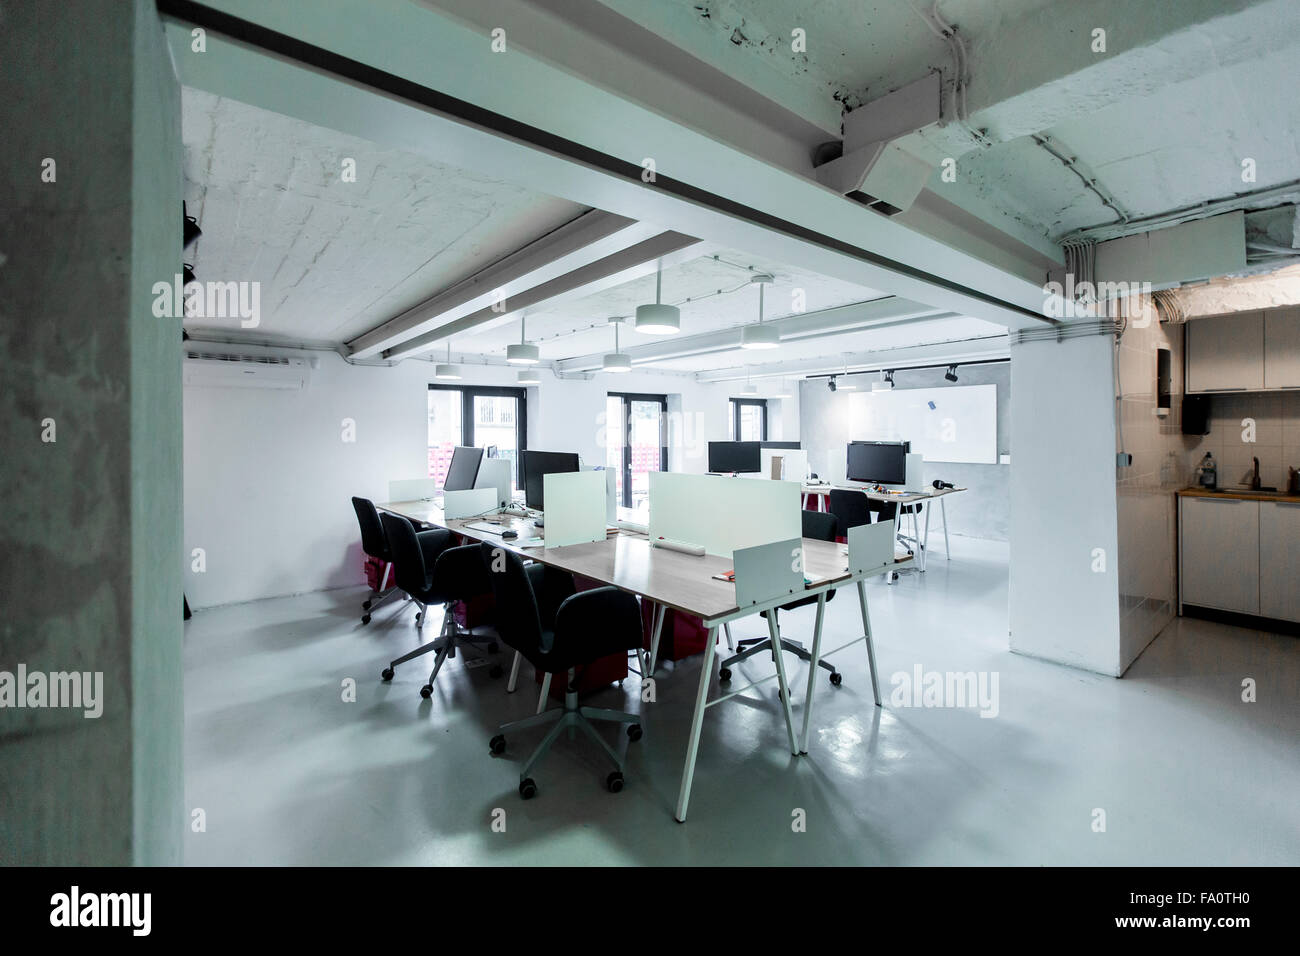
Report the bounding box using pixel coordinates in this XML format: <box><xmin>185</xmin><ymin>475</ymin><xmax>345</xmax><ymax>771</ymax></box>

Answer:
<box><xmin>761</xmin><ymin>441</ymin><xmax>801</xmax><ymax>450</ymax></box>
<box><xmin>846</xmin><ymin>441</ymin><xmax>908</xmax><ymax>485</ymax></box>
<box><xmin>522</xmin><ymin>449</ymin><xmax>580</xmax><ymax>511</ymax></box>
<box><xmin>443</xmin><ymin>445</ymin><xmax>484</xmax><ymax>492</ymax></box>
<box><xmin>708</xmin><ymin>440</ymin><xmax>761</xmax><ymax>474</ymax></box>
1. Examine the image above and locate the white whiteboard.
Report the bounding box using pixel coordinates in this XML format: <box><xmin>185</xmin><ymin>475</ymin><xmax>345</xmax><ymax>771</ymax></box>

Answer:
<box><xmin>849</xmin><ymin>384</ymin><xmax>997</xmax><ymax>464</ymax></box>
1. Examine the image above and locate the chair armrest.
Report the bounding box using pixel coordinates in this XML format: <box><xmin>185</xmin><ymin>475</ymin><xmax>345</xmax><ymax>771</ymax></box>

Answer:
<box><xmin>555</xmin><ymin>587</ymin><xmax>642</xmax><ymax>647</ymax></box>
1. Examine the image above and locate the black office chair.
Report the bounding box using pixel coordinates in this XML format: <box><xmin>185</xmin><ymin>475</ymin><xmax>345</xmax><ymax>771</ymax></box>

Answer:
<box><xmin>480</xmin><ymin>542</ymin><xmax>643</xmax><ymax>799</ymax></box>
<box><xmin>719</xmin><ymin>510</ymin><xmax>843</xmax><ymax>687</ymax></box>
<box><xmin>379</xmin><ymin>515</ymin><xmax>501</xmax><ymax>698</ymax></box>
<box><xmin>352</xmin><ymin>496</ymin><xmax>399</xmax><ymax>625</ymax></box>
<box><xmin>828</xmin><ymin>489</ymin><xmax>873</xmax><ymax>537</ymax></box>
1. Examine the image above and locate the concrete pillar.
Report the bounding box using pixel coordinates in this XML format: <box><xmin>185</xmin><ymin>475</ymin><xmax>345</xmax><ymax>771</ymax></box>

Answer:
<box><xmin>1009</xmin><ymin>331</ymin><xmax>1123</xmax><ymax>675</ymax></box>
<box><xmin>0</xmin><ymin>0</ymin><xmax>184</xmax><ymax>864</ymax></box>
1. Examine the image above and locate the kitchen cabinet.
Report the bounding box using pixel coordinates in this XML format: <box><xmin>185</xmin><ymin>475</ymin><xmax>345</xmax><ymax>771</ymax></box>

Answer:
<box><xmin>1179</xmin><ymin>495</ymin><xmax>1259</xmax><ymax>614</ymax></box>
<box><xmin>1259</xmin><ymin>501</ymin><xmax>1300</xmax><ymax>620</ymax></box>
<box><xmin>1263</xmin><ymin>306</ymin><xmax>1300</xmax><ymax>389</ymax></box>
<box><xmin>1186</xmin><ymin>312</ymin><xmax>1264</xmax><ymax>393</ymax></box>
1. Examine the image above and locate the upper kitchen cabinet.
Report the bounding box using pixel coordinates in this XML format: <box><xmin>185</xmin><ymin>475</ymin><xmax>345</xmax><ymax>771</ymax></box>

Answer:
<box><xmin>1186</xmin><ymin>312</ymin><xmax>1264</xmax><ymax>392</ymax></box>
<box><xmin>1263</xmin><ymin>306</ymin><xmax>1300</xmax><ymax>389</ymax></box>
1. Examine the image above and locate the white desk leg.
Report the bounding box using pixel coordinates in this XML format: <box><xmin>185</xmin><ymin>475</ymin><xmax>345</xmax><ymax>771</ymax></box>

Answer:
<box><xmin>675</xmin><ymin>625</ymin><xmax>718</xmax><ymax>822</ymax></box>
<box><xmin>767</xmin><ymin>613</ymin><xmax>799</xmax><ymax>755</ymax></box>
<box><xmin>506</xmin><ymin>650</ymin><xmax>522</xmax><ymax>693</ymax></box>
<box><xmin>856</xmin><ymin>580</ymin><xmax>882</xmax><ymax>706</ymax></box>
<box><xmin>798</xmin><ymin>593</ymin><xmax>827</xmax><ymax>754</ymax></box>
<box><xmin>941</xmin><ymin>497</ymin><xmax>950</xmax><ymax>560</ymax></box>
<box><xmin>920</xmin><ymin>503</ymin><xmax>932</xmax><ymax>571</ymax></box>
<box><xmin>537</xmin><ymin>672</ymin><xmax>552</xmax><ymax>714</ymax></box>
<box><xmin>648</xmin><ymin>603</ymin><xmax>666</xmax><ymax>676</ymax></box>
<box><xmin>723</xmin><ymin>622</ymin><xmax>735</xmax><ymax>651</ymax></box>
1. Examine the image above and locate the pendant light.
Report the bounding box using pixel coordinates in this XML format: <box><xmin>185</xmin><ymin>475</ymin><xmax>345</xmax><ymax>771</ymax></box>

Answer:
<box><xmin>602</xmin><ymin>317</ymin><xmax>632</xmax><ymax>373</ymax></box>
<box><xmin>434</xmin><ymin>341</ymin><xmax>461</xmax><ymax>380</ymax></box>
<box><xmin>517</xmin><ymin>368</ymin><xmax>541</xmax><ymax>385</ymax></box>
<box><xmin>506</xmin><ymin>314</ymin><xmax>540</xmax><ymax>365</ymax></box>
<box><xmin>741</xmin><ymin>366</ymin><xmax>758</xmax><ymax>395</ymax></box>
<box><xmin>740</xmin><ymin>275</ymin><xmax>779</xmax><ymax>349</ymax></box>
<box><xmin>771</xmin><ymin>378</ymin><xmax>793</xmax><ymax>399</ymax></box>
<box><xmin>634</xmin><ymin>259</ymin><xmax>681</xmax><ymax>335</ymax></box>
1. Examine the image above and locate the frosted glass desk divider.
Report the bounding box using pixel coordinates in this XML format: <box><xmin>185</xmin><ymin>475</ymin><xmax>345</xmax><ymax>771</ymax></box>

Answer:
<box><xmin>443</xmin><ymin>487</ymin><xmax>499</xmax><ymax>520</ymax></box>
<box><xmin>474</xmin><ymin>457</ymin><xmax>513</xmax><ymax>511</ymax></box>
<box><xmin>729</xmin><ymin>536</ymin><xmax>805</xmax><ymax>754</ymax></box>
<box><xmin>647</xmin><ymin>472</ymin><xmax>801</xmax><ymax>558</ymax></box>
<box><xmin>847</xmin><ymin>520</ymin><xmax>895</xmax><ymax>574</ymax></box>
<box><xmin>388</xmin><ymin>478</ymin><xmax>439</xmax><ymax>501</ymax></box>
<box><xmin>761</xmin><ymin>448</ymin><xmax>808</xmax><ymax>481</ymax></box>
<box><xmin>542</xmin><ymin>471</ymin><xmax>607</xmax><ymax>548</ymax></box>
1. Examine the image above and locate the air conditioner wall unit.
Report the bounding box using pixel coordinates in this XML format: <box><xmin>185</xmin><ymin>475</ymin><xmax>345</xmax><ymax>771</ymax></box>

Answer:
<box><xmin>183</xmin><ymin>350</ymin><xmax>312</xmax><ymax>390</ymax></box>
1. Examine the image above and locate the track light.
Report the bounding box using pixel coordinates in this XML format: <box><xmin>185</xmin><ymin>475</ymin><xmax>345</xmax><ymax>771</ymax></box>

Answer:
<box><xmin>945</xmin><ymin>364</ymin><xmax>958</xmax><ymax>382</ymax></box>
<box><xmin>635</xmin><ymin>259</ymin><xmax>681</xmax><ymax>334</ymax></box>
<box><xmin>828</xmin><ymin>376</ymin><xmax>838</xmax><ymax>392</ymax></box>
<box><xmin>182</xmin><ymin>264</ymin><xmax>196</xmax><ymax>286</ymax></box>
<box><xmin>435</xmin><ymin>342</ymin><xmax>461</xmax><ymax>380</ymax></box>
<box><xmin>506</xmin><ymin>314</ymin><xmax>540</xmax><ymax>365</ymax></box>
<box><xmin>602</xmin><ymin>317</ymin><xmax>631</xmax><ymax>373</ymax></box>
<box><xmin>837</xmin><ymin>355</ymin><xmax>856</xmax><ymax>390</ymax></box>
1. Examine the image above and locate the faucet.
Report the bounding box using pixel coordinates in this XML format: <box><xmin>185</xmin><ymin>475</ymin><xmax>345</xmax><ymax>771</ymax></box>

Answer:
<box><xmin>1251</xmin><ymin>457</ymin><xmax>1261</xmax><ymax>491</ymax></box>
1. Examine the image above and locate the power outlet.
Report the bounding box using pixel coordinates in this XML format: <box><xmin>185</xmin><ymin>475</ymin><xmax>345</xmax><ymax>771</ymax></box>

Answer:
<box><xmin>1117</xmin><ymin>452</ymin><xmax>1133</xmax><ymax>467</ymax></box>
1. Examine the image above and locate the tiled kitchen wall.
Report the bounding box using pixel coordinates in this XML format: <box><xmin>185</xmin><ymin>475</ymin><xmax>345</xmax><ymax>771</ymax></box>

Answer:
<box><xmin>1185</xmin><ymin>391</ymin><xmax>1300</xmax><ymax>493</ymax></box>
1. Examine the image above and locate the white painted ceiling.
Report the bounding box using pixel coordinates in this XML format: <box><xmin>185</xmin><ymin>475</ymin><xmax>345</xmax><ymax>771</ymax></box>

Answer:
<box><xmin>598</xmin><ymin>0</ymin><xmax>1300</xmax><ymax>244</ymax></box>
<box><xmin>181</xmin><ymin>89</ymin><xmax>586</xmax><ymax>345</ymax></box>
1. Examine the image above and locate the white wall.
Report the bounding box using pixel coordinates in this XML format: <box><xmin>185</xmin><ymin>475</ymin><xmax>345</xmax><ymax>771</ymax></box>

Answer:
<box><xmin>183</xmin><ymin>348</ymin><xmax>737</xmax><ymax>608</ymax></box>
<box><xmin>1009</xmin><ymin>333</ymin><xmax>1123</xmax><ymax>675</ymax></box>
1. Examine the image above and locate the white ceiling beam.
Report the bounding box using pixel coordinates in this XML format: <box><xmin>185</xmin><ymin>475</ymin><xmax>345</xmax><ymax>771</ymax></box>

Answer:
<box><xmin>160</xmin><ymin>1</ymin><xmax>1053</xmax><ymax>332</ymax></box>
<box><xmin>346</xmin><ymin>210</ymin><xmax>659</xmax><ymax>358</ymax></box>
<box><xmin>382</xmin><ymin>231</ymin><xmax>703</xmax><ymax>359</ymax></box>
<box><xmin>555</xmin><ymin>297</ymin><xmax>950</xmax><ymax>372</ymax></box>
<box><xmin>695</xmin><ymin>336</ymin><xmax>1010</xmax><ymax>383</ymax></box>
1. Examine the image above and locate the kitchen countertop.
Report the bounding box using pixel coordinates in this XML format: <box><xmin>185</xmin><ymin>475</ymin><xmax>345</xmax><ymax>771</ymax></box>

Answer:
<box><xmin>1177</xmin><ymin>486</ymin><xmax>1300</xmax><ymax>504</ymax></box>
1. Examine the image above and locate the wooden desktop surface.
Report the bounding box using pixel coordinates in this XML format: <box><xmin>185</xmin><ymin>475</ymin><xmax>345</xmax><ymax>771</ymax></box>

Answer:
<box><xmin>380</xmin><ymin>500</ymin><xmax>887</xmax><ymax>625</ymax></box>
<box><xmin>801</xmin><ymin>483</ymin><xmax>966</xmax><ymax>504</ymax></box>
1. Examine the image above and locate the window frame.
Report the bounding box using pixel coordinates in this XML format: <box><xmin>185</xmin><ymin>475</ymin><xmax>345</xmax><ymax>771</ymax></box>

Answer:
<box><xmin>428</xmin><ymin>384</ymin><xmax>528</xmax><ymax>486</ymax></box>
<box><xmin>730</xmin><ymin>397</ymin><xmax>768</xmax><ymax>442</ymax></box>
<box><xmin>608</xmin><ymin>391</ymin><xmax>668</xmax><ymax>509</ymax></box>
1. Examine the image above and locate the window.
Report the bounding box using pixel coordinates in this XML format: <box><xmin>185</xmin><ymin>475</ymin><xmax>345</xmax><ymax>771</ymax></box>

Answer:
<box><xmin>607</xmin><ymin>392</ymin><xmax>667</xmax><ymax>512</ymax></box>
<box><xmin>729</xmin><ymin>398</ymin><xmax>767</xmax><ymax>442</ymax></box>
<box><xmin>429</xmin><ymin>385</ymin><xmax>528</xmax><ymax>490</ymax></box>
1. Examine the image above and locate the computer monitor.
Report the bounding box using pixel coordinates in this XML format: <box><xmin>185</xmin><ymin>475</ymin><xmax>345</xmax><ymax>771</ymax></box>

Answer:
<box><xmin>761</xmin><ymin>441</ymin><xmax>801</xmax><ymax>450</ymax></box>
<box><xmin>442</xmin><ymin>445</ymin><xmax>484</xmax><ymax>492</ymax></box>
<box><xmin>707</xmin><ymin>441</ymin><xmax>761</xmax><ymax>474</ymax></box>
<box><xmin>846</xmin><ymin>441</ymin><xmax>909</xmax><ymax>485</ymax></box>
<box><xmin>521</xmin><ymin>449</ymin><xmax>580</xmax><ymax>511</ymax></box>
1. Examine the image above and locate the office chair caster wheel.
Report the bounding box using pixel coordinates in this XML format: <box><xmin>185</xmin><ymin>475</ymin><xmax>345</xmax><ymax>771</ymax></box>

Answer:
<box><xmin>627</xmin><ymin>724</ymin><xmax>642</xmax><ymax>742</ymax></box>
<box><xmin>606</xmin><ymin>772</ymin><xmax>624</xmax><ymax>794</ymax></box>
<box><xmin>361</xmin><ymin>614</ymin><xmax>371</xmax><ymax>625</ymax></box>
<box><xmin>489</xmin><ymin>665</ymin><xmax>504</xmax><ymax>679</ymax></box>
<box><xmin>363</xmin><ymin>599</ymin><xmax>372</xmax><ymax>611</ymax></box>
<box><xmin>718</xmin><ymin>667</ymin><xmax>731</xmax><ymax>682</ymax></box>
<box><xmin>830</xmin><ymin>671</ymin><xmax>843</xmax><ymax>686</ymax></box>
<box><xmin>489</xmin><ymin>735</ymin><xmax>506</xmax><ymax>756</ymax></box>
<box><xmin>415</xmin><ymin>612</ymin><xmax>423</xmax><ymax>625</ymax></box>
<box><xmin>420</xmin><ymin>684</ymin><xmax>433</xmax><ymax>699</ymax></box>
<box><xmin>381</xmin><ymin>667</ymin><xmax>394</xmax><ymax>681</ymax></box>
<box><xmin>519</xmin><ymin>777</ymin><xmax>537</xmax><ymax>800</ymax></box>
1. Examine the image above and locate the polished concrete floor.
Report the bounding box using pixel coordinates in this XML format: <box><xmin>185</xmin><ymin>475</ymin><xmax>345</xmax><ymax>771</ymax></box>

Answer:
<box><xmin>183</xmin><ymin>538</ymin><xmax>1299</xmax><ymax>865</ymax></box>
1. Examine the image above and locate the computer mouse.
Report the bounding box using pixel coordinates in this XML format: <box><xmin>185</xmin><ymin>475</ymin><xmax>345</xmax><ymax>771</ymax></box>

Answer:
<box><xmin>501</xmin><ymin>530</ymin><xmax>518</xmax><ymax>540</ymax></box>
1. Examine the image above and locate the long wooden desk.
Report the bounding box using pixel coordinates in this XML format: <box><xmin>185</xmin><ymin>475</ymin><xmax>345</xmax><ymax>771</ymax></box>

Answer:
<box><xmin>801</xmin><ymin>483</ymin><xmax>965</xmax><ymax>571</ymax></box>
<box><xmin>380</xmin><ymin>499</ymin><xmax>910</xmax><ymax>821</ymax></box>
